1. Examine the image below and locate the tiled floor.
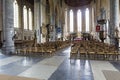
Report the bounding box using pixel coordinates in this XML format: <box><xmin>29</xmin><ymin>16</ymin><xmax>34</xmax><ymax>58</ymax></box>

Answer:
<box><xmin>49</xmin><ymin>59</ymin><xmax>94</xmax><ymax>80</ymax></box>
<box><xmin>0</xmin><ymin>47</ymin><xmax>120</xmax><ymax>80</ymax></box>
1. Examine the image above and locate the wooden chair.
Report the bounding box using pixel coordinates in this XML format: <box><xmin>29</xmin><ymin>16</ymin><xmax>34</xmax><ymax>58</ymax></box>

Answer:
<box><xmin>79</xmin><ymin>47</ymin><xmax>87</xmax><ymax>59</ymax></box>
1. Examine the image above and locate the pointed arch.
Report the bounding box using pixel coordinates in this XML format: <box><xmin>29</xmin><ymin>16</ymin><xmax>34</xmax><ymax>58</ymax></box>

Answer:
<box><xmin>77</xmin><ymin>9</ymin><xmax>82</xmax><ymax>32</ymax></box>
<box><xmin>13</xmin><ymin>0</ymin><xmax>19</xmax><ymax>28</ymax></box>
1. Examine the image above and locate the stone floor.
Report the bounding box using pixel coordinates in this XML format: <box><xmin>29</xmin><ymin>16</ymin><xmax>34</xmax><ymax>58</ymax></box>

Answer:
<box><xmin>0</xmin><ymin>47</ymin><xmax>120</xmax><ymax>80</ymax></box>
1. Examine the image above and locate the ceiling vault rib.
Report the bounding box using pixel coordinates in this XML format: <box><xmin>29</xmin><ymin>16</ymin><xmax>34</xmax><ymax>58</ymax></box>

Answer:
<box><xmin>64</xmin><ymin>0</ymin><xmax>92</xmax><ymax>7</ymax></box>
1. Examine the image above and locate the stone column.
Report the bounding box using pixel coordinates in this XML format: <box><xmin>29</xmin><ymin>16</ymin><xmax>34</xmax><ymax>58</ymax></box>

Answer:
<box><xmin>91</xmin><ymin>7</ymin><xmax>95</xmax><ymax>36</ymax></box>
<box><xmin>0</xmin><ymin>0</ymin><xmax>3</xmax><ymax>42</ymax></box>
<box><xmin>27</xmin><ymin>8</ymin><xmax>29</xmax><ymax>30</ymax></box>
<box><xmin>89</xmin><ymin>7</ymin><xmax>92</xmax><ymax>33</ymax></box>
<box><xmin>67</xmin><ymin>10</ymin><xmax>70</xmax><ymax>34</ymax></box>
<box><xmin>34</xmin><ymin>0</ymin><xmax>41</xmax><ymax>43</ymax></box>
<box><xmin>50</xmin><ymin>12</ymin><xmax>56</xmax><ymax>41</ymax></box>
<box><xmin>18</xmin><ymin>3</ymin><xmax>23</xmax><ymax>40</ymax></box>
<box><xmin>81</xmin><ymin>9</ymin><xmax>86</xmax><ymax>33</ymax></box>
<box><xmin>0</xmin><ymin>0</ymin><xmax>2</xmax><ymax>31</ymax></box>
<box><xmin>73</xmin><ymin>9</ymin><xmax>78</xmax><ymax>33</ymax></box>
<box><xmin>110</xmin><ymin>0</ymin><xmax>119</xmax><ymax>44</ymax></box>
<box><xmin>2</xmin><ymin>0</ymin><xmax>15</xmax><ymax>54</ymax></box>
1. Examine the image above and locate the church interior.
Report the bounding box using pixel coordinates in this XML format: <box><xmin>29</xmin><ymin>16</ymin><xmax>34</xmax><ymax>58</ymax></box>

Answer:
<box><xmin>0</xmin><ymin>0</ymin><xmax>120</xmax><ymax>80</ymax></box>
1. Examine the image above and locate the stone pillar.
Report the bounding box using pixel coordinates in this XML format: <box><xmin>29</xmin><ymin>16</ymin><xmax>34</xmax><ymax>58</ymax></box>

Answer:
<box><xmin>81</xmin><ymin>9</ymin><xmax>86</xmax><ymax>32</ymax></box>
<box><xmin>18</xmin><ymin>3</ymin><xmax>23</xmax><ymax>40</ymax></box>
<box><xmin>89</xmin><ymin>7</ymin><xmax>92</xmax><ymax>33</ymax></box>
<box><xmin>27</xmin><ymin>8</ymin><xmax>29</xmax><ymax>30</ymax></box>
<box><xmin>91</xmin><ymin>7</ymin><xmax>95</xmax><ymax>36</ymax></box>
<box><xmin>50</xmin><ymin>12</ymin><xmax>56</xmax><ymax>41</ymax></box>
<box><xmin>34</xmin><ymin>0</ymin><xmax>41</xmax><ymax>43</ymax></box>
<box><xmin>2</xmin><ymin>0</ymin><xmax>15</xmax><ymax>54</ymax></box>
<box><xmin>110</xmin><ymin>0</ymin><xmax>119</xmax><ymax>44</ymax></box>
<box><xmin>67</xmin><ymin>10</ymin><xmax>70</xmax><ymax>34</ymax></box>
<box><xmin>0</xmin><ymin>0</ymin><xmax>3</xmax><ymax>42</ymax></box>
<box><xmin>53</xmin><ymin>15</ymin><xmax>56</xmax><ymax>41</ymax></box>
<box><xmin>73</xmin><ymin>9</ymin><xmax>77</xmax><ymax>33</ymax></box>
<box><xmin>0</xmin><ymin>0</ymin><xmax>2</xmax><ymax>31</ymax></box>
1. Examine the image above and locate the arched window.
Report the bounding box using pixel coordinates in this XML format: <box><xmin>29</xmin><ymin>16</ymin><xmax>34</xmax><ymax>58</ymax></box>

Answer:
<box><xmin>85</xmin><ymin>8</ymin><xmax>89</xmax><ymax>32</ymax></box>
<box><xmin>77</xmin><ymin>10</ymin><xmax>82</xmax><ymax>32</ymax></box>
<box><xmin>23</xmin><ymin>6</ymin><xmax>28</xmax><ymax>29</ymax></box>
<box><xmin>70</xmin><ymin>10</ymin><xmax>74</xmax><ymax>32</ymax></box>
<box><xmin>13</xmin><ymin>0</ymin><xmax>19</xmax><ymax>28</ymax></box>
<box><xmin>29</xmin><ymin>8</ymin><xmax>32</xmax><ymax>30</ymax></box>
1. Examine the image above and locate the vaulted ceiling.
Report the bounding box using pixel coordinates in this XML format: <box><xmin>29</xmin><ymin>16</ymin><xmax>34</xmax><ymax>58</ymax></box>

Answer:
<box><xmin>26</xmin><ymin>0</ymin><xmax>34</xmax><ymax>5</ymax></box>
<box><xmin>64</xmin><ymin>0</ymin><xmax>93</xmax><ymax>7</ymax></box>
<box><xmin>26</xmin><ymin>0</ymin><xmax>93</xmax><ymax>7</ymax></box>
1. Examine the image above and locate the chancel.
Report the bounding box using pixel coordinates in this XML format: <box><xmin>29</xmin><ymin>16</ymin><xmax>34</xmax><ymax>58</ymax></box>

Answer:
<box><xmin>0</xmin><ymin>0</ymin><xmax>120</xmax><ymax>80</ymax></box>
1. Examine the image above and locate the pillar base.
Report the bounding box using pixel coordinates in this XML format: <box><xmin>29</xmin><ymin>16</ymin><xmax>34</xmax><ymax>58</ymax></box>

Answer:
<box><xmin>2</xmin><ymin>46</ymin><xmax>15</xmax><ymax>55</ymax></box>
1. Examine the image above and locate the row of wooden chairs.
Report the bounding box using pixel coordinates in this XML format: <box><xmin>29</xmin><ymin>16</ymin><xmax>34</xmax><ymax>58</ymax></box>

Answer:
<box><xmin>16</xmin><ymin>47</ymin><xmax>55</xmax><ymax>56</ymax></box>
<box><xmin>70</xmin><ymin>40</ymin><xmax>119</xmax><ymax>60</ymax></box>
<box><xmin>15</xmin><ymin>41</ymin><xmax>70</xmax><ymax>56</ymax></box>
